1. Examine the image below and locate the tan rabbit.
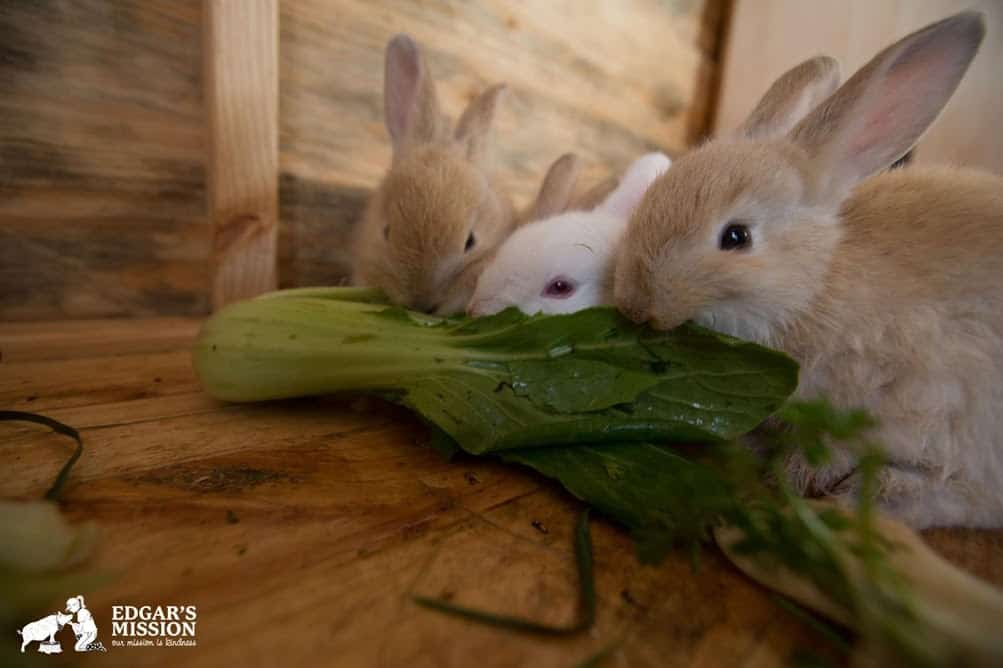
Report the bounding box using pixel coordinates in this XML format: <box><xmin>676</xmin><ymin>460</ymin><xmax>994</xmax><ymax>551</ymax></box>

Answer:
<box><xmin>615</xmin><ymin>12</ymin><xmax>1003</xmax><ymax>528</ymax></box>
<box><xmin>519</xmin><ymin>153</ymin><xmax>622</xmax><ymax>226</ymax></box>
<box><xmin>352</xmin><ymin>34</ymin><xmax>515</xmax><ymax>314</ymax></box>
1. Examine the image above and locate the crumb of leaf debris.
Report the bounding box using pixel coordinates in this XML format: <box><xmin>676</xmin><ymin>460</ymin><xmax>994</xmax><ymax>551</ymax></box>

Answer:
<box><xmin>531</xmin><ymin>520</ymin><xmax>549</xmax><ymax>534</ymax></box>
<box><xmin>464</xmin><ymin>472</ymin><xmax>480</xmax><ymax>485</ymax></box>
<box><xmin>226</xmin><ymin>509</ymin><xmax>240</xmax><ymax>524</ymax></box>
<box><xmin>621</xmin><ymin>589</ymin><xmax>647</xmax><ymax>611</ymax></box>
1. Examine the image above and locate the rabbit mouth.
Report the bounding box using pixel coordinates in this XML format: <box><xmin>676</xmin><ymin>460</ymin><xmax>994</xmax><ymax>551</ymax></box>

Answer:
<box><xmin>695</xmin><ymin>302</ymin><xmax>780</xmax><ymax>345</ymax></box>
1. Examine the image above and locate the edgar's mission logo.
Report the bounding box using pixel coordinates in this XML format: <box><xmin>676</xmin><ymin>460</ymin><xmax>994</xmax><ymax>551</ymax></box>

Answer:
<box><xmin>17</xmin><ymin>595</ymin><xmax>107</xmax><ymax>655</ymax></box>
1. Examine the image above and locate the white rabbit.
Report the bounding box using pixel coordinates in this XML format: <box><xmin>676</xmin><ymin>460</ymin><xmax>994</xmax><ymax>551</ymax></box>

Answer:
<box><xmin>468</xmin><ymin>153</ymin><xmax>670</xmax><ymax>316</ymax></box>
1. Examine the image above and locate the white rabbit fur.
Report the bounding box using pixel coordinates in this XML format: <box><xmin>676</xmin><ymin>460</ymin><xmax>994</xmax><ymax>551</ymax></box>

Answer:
<box><xmin>468</xmin><ymin>153</ymin><xmax>670</xmax><ymax>316</ymax></box>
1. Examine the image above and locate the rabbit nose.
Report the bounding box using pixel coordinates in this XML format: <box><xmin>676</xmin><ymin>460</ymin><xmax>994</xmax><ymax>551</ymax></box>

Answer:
<box><xmin>410</xmin><ymin>295</ymin><xmax>438</xmax><ymax>313</ymax></box>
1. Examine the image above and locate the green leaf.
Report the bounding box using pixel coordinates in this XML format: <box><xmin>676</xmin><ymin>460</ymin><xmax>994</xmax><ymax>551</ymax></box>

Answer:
<box><xmin>508</xmin><ymin>359</ymin><xmax>662</xmax><ymax>413</ymax></box>
<box><xmin>194</xmin><ymin>294</ymin><xmax>799</xmax><ymax>455</ymax></box>
<box><xmin>502</xmin><ymin>442</ymin><xmax>738</xmax><ymax>551</ymax></box>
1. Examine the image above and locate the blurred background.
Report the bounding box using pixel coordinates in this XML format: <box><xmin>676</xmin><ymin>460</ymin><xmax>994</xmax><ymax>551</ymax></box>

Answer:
<box><xmin>1</xmin><ymin>0</ymin><xmax>999</xmax><ymax>323</ymax></box>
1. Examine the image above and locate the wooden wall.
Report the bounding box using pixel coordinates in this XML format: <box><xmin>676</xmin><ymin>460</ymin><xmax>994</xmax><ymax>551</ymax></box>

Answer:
<box><xmin>0</xmin><ymin>1</ymin><xmax>207</xmax><ymax>321</ymax></box>
<box><xmin>715</xmin><ymin>0</ymin><xmax>1003</xmax><ymax>174</ymax></box>
<box><xmin>0</xmin><ymin>0</ymin><xmax>722</xmax><ymax>321</ymax></box>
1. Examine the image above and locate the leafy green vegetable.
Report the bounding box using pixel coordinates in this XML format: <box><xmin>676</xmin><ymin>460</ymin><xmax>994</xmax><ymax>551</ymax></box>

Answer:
<box><xmin>193</xmin><ymin>288</ymin><xmax>1003</xmax><ymax>667</ymax></box>
<box><xmin>194</xmin><ymin>291</ymin><xmax>798</xmax><ymax>454</ymax></box>
<box><xmin>502</xmin><ymin>443</ymin><xmax>738</xmax><ymax>562</ymax></box>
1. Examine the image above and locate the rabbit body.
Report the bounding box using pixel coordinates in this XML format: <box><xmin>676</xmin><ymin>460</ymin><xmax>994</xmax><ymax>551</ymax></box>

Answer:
<box><xmin>469</xmin><ymin>153</ymin><xmax>670</xmax><ymax>316</ymax></box>
<box><xmin>614</xmin><ymin>13</ymin><xmax>1003</xmax><ymax>527</ymax></box>
<box><xmin>783</xmin><ymin>165</ymin><xmax>1003</xmax><ymax>527</ymax></box>
<box><xmin>352</xmin><ymin>35</ymin><xmax>515</xmax><ymax>315</ymax></box>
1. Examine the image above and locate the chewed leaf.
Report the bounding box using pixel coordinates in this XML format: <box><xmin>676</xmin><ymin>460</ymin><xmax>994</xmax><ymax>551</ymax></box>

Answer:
<box><xmin>509</xmin><ymin>359</ymin><xmax>662</xmax><ymax>413</ymax></box>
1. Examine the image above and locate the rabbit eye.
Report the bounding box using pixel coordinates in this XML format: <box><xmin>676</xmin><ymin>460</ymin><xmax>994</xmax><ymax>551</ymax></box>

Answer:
<box><xmin>543</xmin><ymin>277</ymin><xmax>577</xmax><ymax>299</ymax></box>
<box><xmin>720</xmin><ymin>222</ymin><xmax>751</xmax><ymax>251</ymax></box>
<box><xmin>464</xmin><ymin>232</ymin><xmax>476</xmax><ymax>252</ymax></box>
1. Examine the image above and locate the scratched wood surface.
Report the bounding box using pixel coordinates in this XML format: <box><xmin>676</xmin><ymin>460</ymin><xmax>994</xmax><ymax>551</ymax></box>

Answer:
<box><xmin>2</xmin><ymin>319</ymin><xmax>1002</xmax><ymax>667</ymax></box>
<box><xmin>0</xmin><ymin>0</ymin><xmax>720</xmax><ymax>320</ymax></box>
<box><xmin>0</xmin><ymin>0</ymin><xmax>207</xmax><ymax>321</ymax></box>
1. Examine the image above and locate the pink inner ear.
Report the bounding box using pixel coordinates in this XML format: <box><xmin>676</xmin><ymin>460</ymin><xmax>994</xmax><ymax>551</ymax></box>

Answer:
<box><xmin>849</xmin><ymin>53</ymin><xmax>934</xmax><ymax>166</ymax></box>
<box><xmin>385</xmin><ymin>39</ymin><xmax>422</xmax><ymax>144</ymax></box>
<box><xmin>842</xmin><ymin>21</ymin><xmax>981</xmax><ymax>179</ymax></box>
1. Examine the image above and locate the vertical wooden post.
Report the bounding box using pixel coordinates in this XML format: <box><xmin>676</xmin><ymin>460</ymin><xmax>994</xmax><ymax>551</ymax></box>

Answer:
<box><xmin>204</xmin><ymin>0</ymin><xmax>279</xmax><ymax>309</ymax></box>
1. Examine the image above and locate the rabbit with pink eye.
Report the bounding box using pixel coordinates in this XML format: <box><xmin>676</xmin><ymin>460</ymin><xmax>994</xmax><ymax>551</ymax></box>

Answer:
<box><xmin>615</xmin><ymin>12</ymin><xmax>1003</xmax><ymax>528</ymax></box>
<box><xmin>468</xmin><ymin>152</ymin><xmax>670</xmax><ymax>316</ymax></box>
<box><xmin>352</xmin><ymin>34</ymin><xmax>516</xmax><ymax>315</ymax></box>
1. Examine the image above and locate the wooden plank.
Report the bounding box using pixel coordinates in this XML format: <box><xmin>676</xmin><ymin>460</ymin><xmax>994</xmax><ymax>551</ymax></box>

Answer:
<box><xmin>0</xmin><ymin>350</ymin><xmax>203</xmax><ymax>414</ymax></box>
<box><xmin>0</xmin><ymin>1</ymin><xmax>208</xmax><ymax>321</ymax></box>
<box><xmin>278</xmin><ymin>0</ymin><xmax>720</xmax><ymax>287</ymax></box>
<box><xmin>2</xmin><ymin>318</ymin><xmax>1002</xmax><ymax>666</ymax></box>
<box><xmin>0</xmin><ymin>317</ymin><xmax>201</xmax><ymax>363</ymax></box>
<box><xmin>714</xmin><ymin>0</ymin><xmax>1003</xmax><ymax>174</ymax></box>
<box><xmin>204</xmin><ymin>0</ymin><xmax>279</xmax><ymax>308</ymax></box>
<box><xmin>1</xmin><ymin>0</ymin><xmax>721</xmax><ymax>316</ymax></box>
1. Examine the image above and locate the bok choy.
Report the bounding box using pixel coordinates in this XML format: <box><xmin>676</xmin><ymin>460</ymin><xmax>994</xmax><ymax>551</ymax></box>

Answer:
<box><xmin>193</xmin><ymin>288</ymin><xmax>798</xmax><ymax>454</ymax></box>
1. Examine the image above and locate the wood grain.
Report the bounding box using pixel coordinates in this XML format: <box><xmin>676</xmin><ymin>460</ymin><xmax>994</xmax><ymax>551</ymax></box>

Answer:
<box><xmin>205</xmin><ymin>0</ymin><xmax>279</xmax><ymax>308</ymax></box>
<box><xmin>278</xmin><ymin>0</ymin><xmax>719</xmax><ymax>288</ymax></box>
<box><xmin>2</xmin><ymin>318</ymin><xmax>1001</xmax><ymax>666</ymax></box>
<box><xmin>1</xmin><ymin>0</ymin><xmax>720</xmax><ymax>318</ymax></box>
<box><xmin>0</xmin><ymin>0</ymin><xmax>207</xmax><ymax>320</ymax></box>
<box><xmin>714</xmin><ymin>0</ymin><xmax>1003</xmax><ymax>174</ymax></box>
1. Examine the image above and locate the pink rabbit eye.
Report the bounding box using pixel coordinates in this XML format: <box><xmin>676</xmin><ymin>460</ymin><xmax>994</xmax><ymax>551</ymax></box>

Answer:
<box><xmin>543</xmin><ymin>277</ymin><xmax>577</xmax><ymax>299</ymax></box>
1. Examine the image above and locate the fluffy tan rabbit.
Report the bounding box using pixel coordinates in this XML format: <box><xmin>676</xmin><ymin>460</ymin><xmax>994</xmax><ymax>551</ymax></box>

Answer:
<box><xmin>352</xmin><ymin>35</ymin><xmax>516</xmax><ymax>314</ymax></box>
<box><xmin>615</xmin><ymin>12</ymin><xmax>1003</xmax><ymax>528</ymax></box>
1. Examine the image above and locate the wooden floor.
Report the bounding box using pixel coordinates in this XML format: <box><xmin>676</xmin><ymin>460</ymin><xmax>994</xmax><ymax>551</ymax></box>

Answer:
<box><xmin>2</xmin><ymin>318</ymin><xmax>1001</xmax><ymax>667</ymax></box>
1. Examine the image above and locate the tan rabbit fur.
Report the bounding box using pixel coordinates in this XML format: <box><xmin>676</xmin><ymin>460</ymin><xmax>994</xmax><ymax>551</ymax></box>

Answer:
<box><xmin>615</xmin><ymin>12</ymin><xmax>1003</xmax><ymax>527</ymax></box>
<box><xmin>352</xmin><ymin>34</ymin><xmax>515</xmax><ymax>315</ymax></box>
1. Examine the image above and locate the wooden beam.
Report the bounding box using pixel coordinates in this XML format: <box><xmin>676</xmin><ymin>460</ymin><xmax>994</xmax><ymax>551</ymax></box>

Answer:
<box><xmin>204</xmin><ymin>0</ymin><xmax>279</xmax><ymax>309</ymax></box>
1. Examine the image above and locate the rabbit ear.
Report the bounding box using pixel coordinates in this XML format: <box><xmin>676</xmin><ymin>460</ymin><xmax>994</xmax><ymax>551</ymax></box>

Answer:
<box><xmin>737</xmin><ymin>56</ymin><xmax>841</xmax><ymax>140</ymax></box>
<box><xmin>523</xmin><ymin>153</ymin><xmax>582</xmax><ymax>224</ymax></box>
<box><xmin>597</xmin><ymin>153</ymin><xmax>671</xmax><ymax>219</ymax></box>
<box><xmin>384</xmin><ymin>34</ymin><xmax>447</xmax><ymax>151</ymax></box>
<box><xmin>791</xmin><ymin>11</ymin><xmax>985</xmax><ymax>202</ymax></box>
<box><xmin>455</xmin><ymin>84</ymin><xmax>506</xmax><ymax>164</ymax></box>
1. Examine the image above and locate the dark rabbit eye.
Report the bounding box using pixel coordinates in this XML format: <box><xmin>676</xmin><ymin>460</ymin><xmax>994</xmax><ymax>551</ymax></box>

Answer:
<box><xmin>464</xmin><ymin>232</ymin><xmax>476</xmax><ymax>252</ymax></box>
<box><xmin>720</xmin><ymin>222</ymin><xmax>751</xmax><ymax>251</ymax></box>
<box><xmin>543</xmin><ymin>277</ymin><xmax>576</xmax><ymax>299</ymax></box>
